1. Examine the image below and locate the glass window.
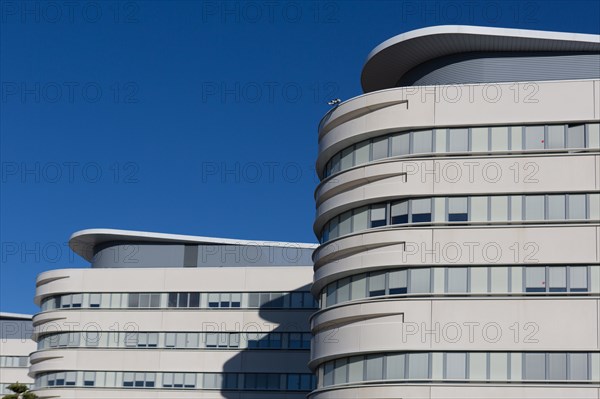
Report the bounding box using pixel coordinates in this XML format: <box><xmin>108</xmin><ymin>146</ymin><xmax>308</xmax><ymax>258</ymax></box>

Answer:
<box><xmin>568</xmin><ymin>194</ymin><xmax>586</xmax><ymax>219</ymax></box>
<box><xmin>72</xmin><ymin>294</ymin><xmax>83</xmax><ymax>307</ymax></box>
<box><xmin>354</xmin><ymin>141</ymin><xmax>370</xmax><ymax>165</ymax></box>
<box><xmin>184</xmin><ymin>373</ymin><xmax>196</xmax><ymax>388</ymax></box>
<box><xmin>511</xmin><ymin>126</ymin><xmax>523</xmax><ymax>150</ymax></box>
<box><xmin>524</xmin><ymin>125</ymin><xmax>545</xmax><ymax>149</ymax></box>
<box><xmin>490</xmin><ymin>196</ymin><xmax>508</xmax><ymax>221</ymax></box>
<box><xmin>391</xmin><ymin>201</ymin><xmax>408</xmax><ymax>224</ymax></box>
<box><xmin>330</xmin><ymin>153</ymin><xmax>341</xmax><ymax>174</ymax></box>
<box><xmin>490</xmin><ymin>267</ymin><xmax>509</xmax><ymax>292</ymax></box>
<box><xmin>372</xmin><ymin>137</ymin><xmax>389</xmax><ymax>160</ymax></box>
<box><xmin>434</xmin><ymin>129</ymin><xmax>447</xmax><ymax>152</ymax></box>
<box><xmin>447</xmin><ymin>268</ymin><xmax>468</xmax><ymax>293</ymax></box>
<box><xmin>489</xmin><ymin>353</ymin><xmax>508</xmax><ymax>380</ymax></box>
<box><xmin>208</xmin><ymin>293</ymin><xmax>219</xmax><ymax>308</ymax></box>
<box><xmin>526</xmin><ymin>267</ymin><xmax>546</xmax><ymax>292</ymax></box>
<box><xmin>567</xmin><ymin>124</ymin><xmax>585</xmax><ymax>148</ymax></box>
<box><xmin>365</xmin><ymin>355</ymin><xmax>383</xmax><ymax>380</ymax></box>
<box><xmin>448</xmin><ymin>128</ymin><xmax>468</xmax><ymax>152</ymax></box>
<box><xmin>547</xmin><ymin>125</ymin><xmax>565</xmax><ymax>149</ymax></box>
<box><xmin>409</xmin><ymin>268</ymin><xmax>430</xmax><ymax>294</ymax></box>
<box><xmin>326</xmin><ymin>284</ymin><xmax>337</xmax><ymax>307</ymax></box>
<box><xmin>445</xmin><ymin>352</ymin><xmax>466</xmax><ymax>379</ymax></box>
<box><xmin>548</xmin><ymin>267</ymin><xmax>567</xmax><ymax>292</ymax></box>
<box><xmin>340</xmin><ymin>147</ymin><xmax>354</xmax><ymax>170</ymax></box>
<box><xmin>569</xmin><ymin>267</ymin><xmax>588</xmax><ymax>292</ymax></box>
<box><xmin>510</xmin><ymin>195</ymin><xmax>522</xmax><ymax>221</ymax></box>
<box><xmin>347</xmin><ymin>356</ymin><xmax>364</xmax><ymax>383</ymax></box>
<box><xmin>337</xmin><ymin>277</ymin><xmax>351</xmax><ymax>303</ymax></box>
<box><xmin>471</xmin><ymin>127</ymin><xmax>488</xmax><ymax>152</ymax></box>
<box><xmin>350</xmin><ymin>274</ymin><xmax>367</xmax><ymax>300</ymax></box>
<box><xmin>352</xmin><ymin>206</ymin><xmax>369</xmax><ymax>232</ymax></box>
<box><xmin>413</xmin><ymin>130</ymin><xmax>433</xmax><ymax>154</ymax></box>
<box><xmin>524</xmin><ymin>353</ymin><xmax>546</xmax><ymax>380</ymax></box>
<box><xmin>178</xmin><ymin>292</ymin><xmax>189</xmax><ymax>308</ymax></box>
<box><xmin>168</xmin><ymin>293</ymin><xmax>177</xmax><ymax>307</ymax></box>
<box><xmin>470</xmin><ymin>267</ymin><xmax>488</xmax><ymax>293</ymax></box>
<box><xmin>386</xmin><ymin>354</ymin><xmax>405</xmax><ymax>379</ymax></box>
<box><xmin>469</xmin><ymin>352</ymin><xmax>487</xmax><ymax>380</ymax></box>
<box><xmin>547</xmin><ymin>195</ymin><xmax>566</xmax><ymax>219</ymax></box>
<box><xmin>491</xmin><ymin>127</ymin><xmax>509</xmax><ymax>151</ymax></box>
<box><xmin>338</xmin><ymin>211</ymin><xmax>352</xmax><ymax>237</ymax></box>
<box><xmin>411</xmin><ymin>198</ymin><xmax>431</xmax><ymax>223</ymax></box>
<box><xmin>391</xmin><ymin>133</ymin><xmax>410</xmax><ymax>156</ymax></box>
<box><xmin>368</xmin><ymin>272</ymin><xmax>386</xmax><ymax>297</ymax></box>
<box><xmin>89</xmin><ymin>293</ymin><xmax>101</xmax><ymax>307</ymax></box>
<box><xmin>448</xmin><ymin>197</ymin><xmax>468</xmax><ymax>222</ymax></box>
<box><xmin>548</xmin><ymin>353</ymin><xmax>567</xmax><ymax>380</ymax></box>
<box><xmin>407</xmin><ymin>353</ymin><xmax>429</xmax><ymax>379</ymax></box>
<box><xmin>587</xmin><ymin>123</ymin><xmax>600</xmax><ymax>148</ymax></box>
<box><xmin>389</xmin><ymin>270</ymin><xmax>407</xmax><ymax>295</ymax></box>
<box><xmin>590</xmin><ymin>194</ymin><xmax>600</xmax><ymax>219</ymax></box>
<box><xmin>370</xmin><ymin>204</ymin><xmax>387</xmax><ymax>227</ymax></box>
<box><xmin>334</xmin><ymin>358</ymin><xmax>348</xmax><ymax>384</ymax></box>
<box><xmin>83</xmin><ymin>371</ymin><xmax>95</xmax><ymax>386</ymax></box>
<box><xmin>569</xmin><ymin>353</ymin><xmax>588</xmax><ymax>380</ymax></box>
<box><xmin>323</xmin><ymin>362</ymin><xmax>334</xmax><ymax>386</ymax></box>
<box><xmin>524</xmin><ymin>195</ymin><xmax>545</xmax><ymax>220</ymax></box>
<box><xmin>470</xmin><ymin>196</ymin><xmax>488</xmax><ymax>222</ymax></box>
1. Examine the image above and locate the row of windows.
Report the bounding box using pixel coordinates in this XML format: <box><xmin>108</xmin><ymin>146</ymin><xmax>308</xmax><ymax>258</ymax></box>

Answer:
<box><xmin>35</xmin><ymin>371</ymin><xmax>316</xmax><ymax>391</ymax></box>
<box><xmin>38</xmin><ymin>331</ymin><xmax>312</xmax><ymax>350</ymax></box>
<box><xmin>318</xmin><ymin>352</ymin><xmax>599</xmax><ymax>388</ymax></box>
<box><xmin>40</xmin><ymin>291</ymin><xmax>317</xmax><ymax>311</ymax></box>
<box><xmin>320</xmin><ymin>193</ymin><xmax>600</xmax><ymax>242</ymax></box>
<box><xmin>321</xmin><ymin>265</ymin><xmax>599</xmax><ymax>308</ymax></box>
<box><xmin>0</xmin><ymin>355</ymin><xmax>28</xmax><ymax>368</ymax></box>
<box><xmin>323</xmin><ymin>123</ymin><xmax>600</xmax><ymax>178</ymax></box>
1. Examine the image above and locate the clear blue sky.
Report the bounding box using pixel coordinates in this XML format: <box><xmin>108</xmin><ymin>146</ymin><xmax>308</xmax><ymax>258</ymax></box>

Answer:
<box><xmin>1</xmin><ymin>0</ymin><xmax>599</xmax><ymax>314</ymax></box>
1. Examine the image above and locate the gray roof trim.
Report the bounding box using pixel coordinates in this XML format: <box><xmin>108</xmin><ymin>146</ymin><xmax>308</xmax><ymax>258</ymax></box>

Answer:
<box><xmin>69</xmin><ymin>228</ymin><xmax>318</xmax><ymax>262</ymax></box>
<box><xmin>361</xmin><ymin>25</ymin><xmax>600</xmax><ymax>93</ymax></box>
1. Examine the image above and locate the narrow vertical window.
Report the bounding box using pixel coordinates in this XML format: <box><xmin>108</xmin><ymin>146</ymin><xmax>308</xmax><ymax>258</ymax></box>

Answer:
<box><xmin>411</xmin><ymin>199</ymin><xmax>431</xmax><ymax>223</ymax></box>
<box><xmin>524</xmin><ymin>125</ymin><xmax>545</xmax><ymax>150</ymax></box>
<box><xmin>448</xmin><ymin>197</ymin><xmax>468</xmax><ymax>222</ymax></box>
<box><xmin>391</xmin><ymin>201</ymin><xmax>408</xmax><ymax>224</ymax></box>
<box><xmin>413</xmin><ymin>130</ymin><xmax>433</xmax><ymax>154</ymax></box>
<box><xmin>369</xmin><ymin>204</ymin><xmax>387</xmax><ymax>227</ymax></box>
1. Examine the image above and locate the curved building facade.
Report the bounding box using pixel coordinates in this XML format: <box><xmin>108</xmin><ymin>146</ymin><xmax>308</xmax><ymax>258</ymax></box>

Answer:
<box><xmin>0</xmin><ymin>313</ymin><xmax>35</xmax><ymax>394</ymax></box>
<box><xmin>30</xmin><ymin>229</ymin><xmax>317</xmax><ymax>399</ymax></box>
<box><xmin>310</xmin><ymin>26</ymin><xmax>600</xmax><ymax>398</ymax></box>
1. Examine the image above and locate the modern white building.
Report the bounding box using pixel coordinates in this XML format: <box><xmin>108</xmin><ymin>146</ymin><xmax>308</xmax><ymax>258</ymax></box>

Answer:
<box><xmin>30</xmin><ymin>229</ymin><xmax>317</xmax><ymax>398</ymax></box>
<box><xmin>310</xmin><ymin>26</ymin><xmax>600</xmax><ymax>398</ymax></box>
<box><xmin>0</xmin><ymin>313</ymin><xmax>35</xmax><ymax>395</ymax></box>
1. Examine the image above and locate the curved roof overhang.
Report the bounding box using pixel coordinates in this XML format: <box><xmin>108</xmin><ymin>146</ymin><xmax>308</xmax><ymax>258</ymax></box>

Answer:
<box><xmin>361</xmin><ymin>25</ymin><xmax>600</xmax><ymax>93</ymax></box>
<box><xmin>69</xmin><ymin>228</ymin><xmax>317</xmax><ymax>262</ymax></box>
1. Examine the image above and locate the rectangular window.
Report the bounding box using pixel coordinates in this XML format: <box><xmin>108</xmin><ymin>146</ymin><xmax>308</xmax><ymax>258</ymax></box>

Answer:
<box><xmin>347</xmin><ymin>356</ymin><xmax>364</xmax><ymax>383</ymax></box>
<box><xmin>413</xmin><ymin>130</ymin><xmax>433</xmax><ymax>154</ymax></box>
<box><xmin>491</xmin><ymin>127</ymin><xmax>509</xmax><ymax>151</ymax></box>
<box><xmin>548</xmin><ymin>353</ymin><xmax>567</xmax><ymax>380</ymax></box>
<box><xmin>409</xmin><ymin>268</ymin><xmax>430</xmax><ymax>294</ymax></box>
<box><xmin>386</xmin><ymin>353</ymin><xmax>405</xmax><ymax>379</ymax></box>
<box><xmin>323</xmin><ymin>362</ymin><xmax>334</xmax><ymax>387</ymax></box>
<box><xmin>189</xmin><ymin>292</ymin><xmax>200</xmax><ymax>307</ymax></box>
<box><xmin>354</xmin><ymin>141</ymin><xmax>370</xmax><ymax>165</ymax></box>
<box><xmin>184</xmin><ymin>373</ymin><xmax>196</xmax><ymax>388</ymax></box>
<box><xmin>524</xmin><ymin>125</ymin><xmax>545</xmax><ymax>149</ymax></box>
<box><xmin>470</xmin><ymin>267</ymin><xmax>488</xmax><ymax>293</ymax></box>
<box><xmin>330</xmin><ymin>153</ymin><xmax>341</xmax><ymax>174</ymax></box>
<box><xmin>489</xmin><ymin>353</ymin><xmax>508</xmax><ymax>380</ymax></box>
<box><xmin>391</xmin><ymin>201</ymin><xmax>408</xmax><ymax>224</ymax></box>
<box><xmin>89</xmin><ymin>293</ymin><xmax>101</xmax><ymax>308</ymax></box>
<box><xmin>445</xmin><ymin>353</ymin><xmax>466</xmax><ymax>379</ymax></box>
<box><xmin>338</xmin><ymin>211</ymin><xmax>352</xmax><ymax>237</ymax></box>
<box><xmin>469</xmin><ymin>352</ymin><xmax>487</xmax><ymax>380</ymax></box>
<box><xmin>411</xmin><ymin>198</ymin><xmax>431</xmax><ymax>223</ymax></box>
<box><xmin>340</xmin><ymin>147</ymin><xmax>354</xmax><ymax>170</ymax></box>
<box><xmin>208</xmin><ymin>293</ymin><xmax>219</xmax><ymax>308</ymax></box>
<box><xmin>368</xmin><ymin>272</ymin><xmax>386</xmax><ymax>297</ymax></box>
<box><xmin>525</xmin><ymin>195</ymin><xmax>545</xmax><ymax>220</ymax></box>
<box><xmin>567</xmin><ymin>124</ymin><xmax>585</xmax><ymax>148</ymax></box>
<box><xmin>389</xmin><ymin>270</ymin><xmax>407</xmax><ymax>294</ymax></box>
<box><xmin>470</xmin><ymin>196</ymin><xmax>488</xmax><ymax>222</ymax></box>
<box><xmin>165</xmin><ymin>333</ymin><xmax>176</xmax><ymax>348</ymax></box>
<box><xmin>526</xmin><ymin>267</ymin><xmax>546</xmax><ymax>292</ymax></box>
<box><xmin>407</xmin><ymin>353</ymin><xmax>429</xmax><ymax>379</ymax></box>
<box><xmin>510</xmin><ymin>195</ymin><xmax>522</xmax><ymax>221</ymax></box>
<box><xmin>371</xmin><ymin>137</ymin><xmax>389</xmax><ymax>160</ymax></box>
<box><xmin>490</xmin><ymin>267</ymin><xmax>509</xmax><ymax>292</ymax></box>
<box><xmin>547</xmin><ymin>125</ymin><xmax>565</xmax><ymax>149</ymax></box>
<box><xmin>524</xmin><ymin>353</ymin><xmax>546</xmax><ymax>380</ymax></box>
<box><xmin>569</xmin><ymin>353</ymin><xmax>588</xmax><ymax>380</ymax></box>
<box><xmin>365</xmin><ymin>355</ymin><xmax>384</xmax><ymax>380</ymax></box>
<box><xmin>587</xmin><ymin>123</ymin><xmax>600</xmax><ymax>148</ymax></box>
<box><xmin>326</xmin><ymin>284</ymin><xmax>337</xmax><ymax>306</ymax></box>
<box><xmin>548</xmin><ymin>267</ymin><xmax>567</xmax><ymax>292</ymax></box>
<box><xmin>83</xmin><ymin>371</ymin><xmax>95</xmax><ymax>386</ymax></box>
<box><xmin>568</xmin><ymin>194</ymin><xmax>586</xmax><ymax>219</ymax></box>
<box><xmin>178</xmin><ymin>292</ymin><xmax>189</xmax><ymax>307</ymax></box>
<box><xmin>391</xmin><ymin>133</ymin><xmax>410</xmax><ymax>156</ymax></box>
<box><xmin>352</xmin><ymin>206</ymin><xmax>369</xmax><ymax>232</ymax></box>
<box><xmin>447</xmin><ymin>268</ymin><xmax>468</xmax><ymax>293</ymax></box>
<box><xmin>336</xmin><ymin>277</ymin><xmax>351</xmax><ymax>303</ymax></box>
<box><xmin>350</xmin><ymin>274</ymin><xmax>367</xmax><ymax>300</ymax></box>
<box><xmin>448</xmin><ymin>197</ymin><xmax>468</xmax><ymax>222</ymax></box>
<box><xmin>490</xmin><ymin>196</ymin><xmax>508</xmax><ymax>221</ymax></box>
<box><xmin>547</xmin><ymin>195</ymin><xmax>566</xmax><ymax>219</ymax></box>
<box><xmin>220</xmin><ymin>293</ymin><xmax>231</xmax><ymax>308</ymax></box>
<box><xmin>370</xmin><ymin>204</ymin><xmax>387</xmax><ymax>227</ymax></box>
<box><xmin>448</xmin><ymin>128</ymin><xmax>468</xmax><ymax>152</ymax></box>
<box><xmin>471</xmin><ymin>127</ymin><xmax>488</xmax><ymax>151</ymax></box>
<box><xmin>569</xmin><ymin>267</ymin><xmax>588</xmax><ymax>292</ymax></box>
<box><xmin>333</xmin><ymin>358</ymin><xmax>348</xmax><ymax>384</ymax></box>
